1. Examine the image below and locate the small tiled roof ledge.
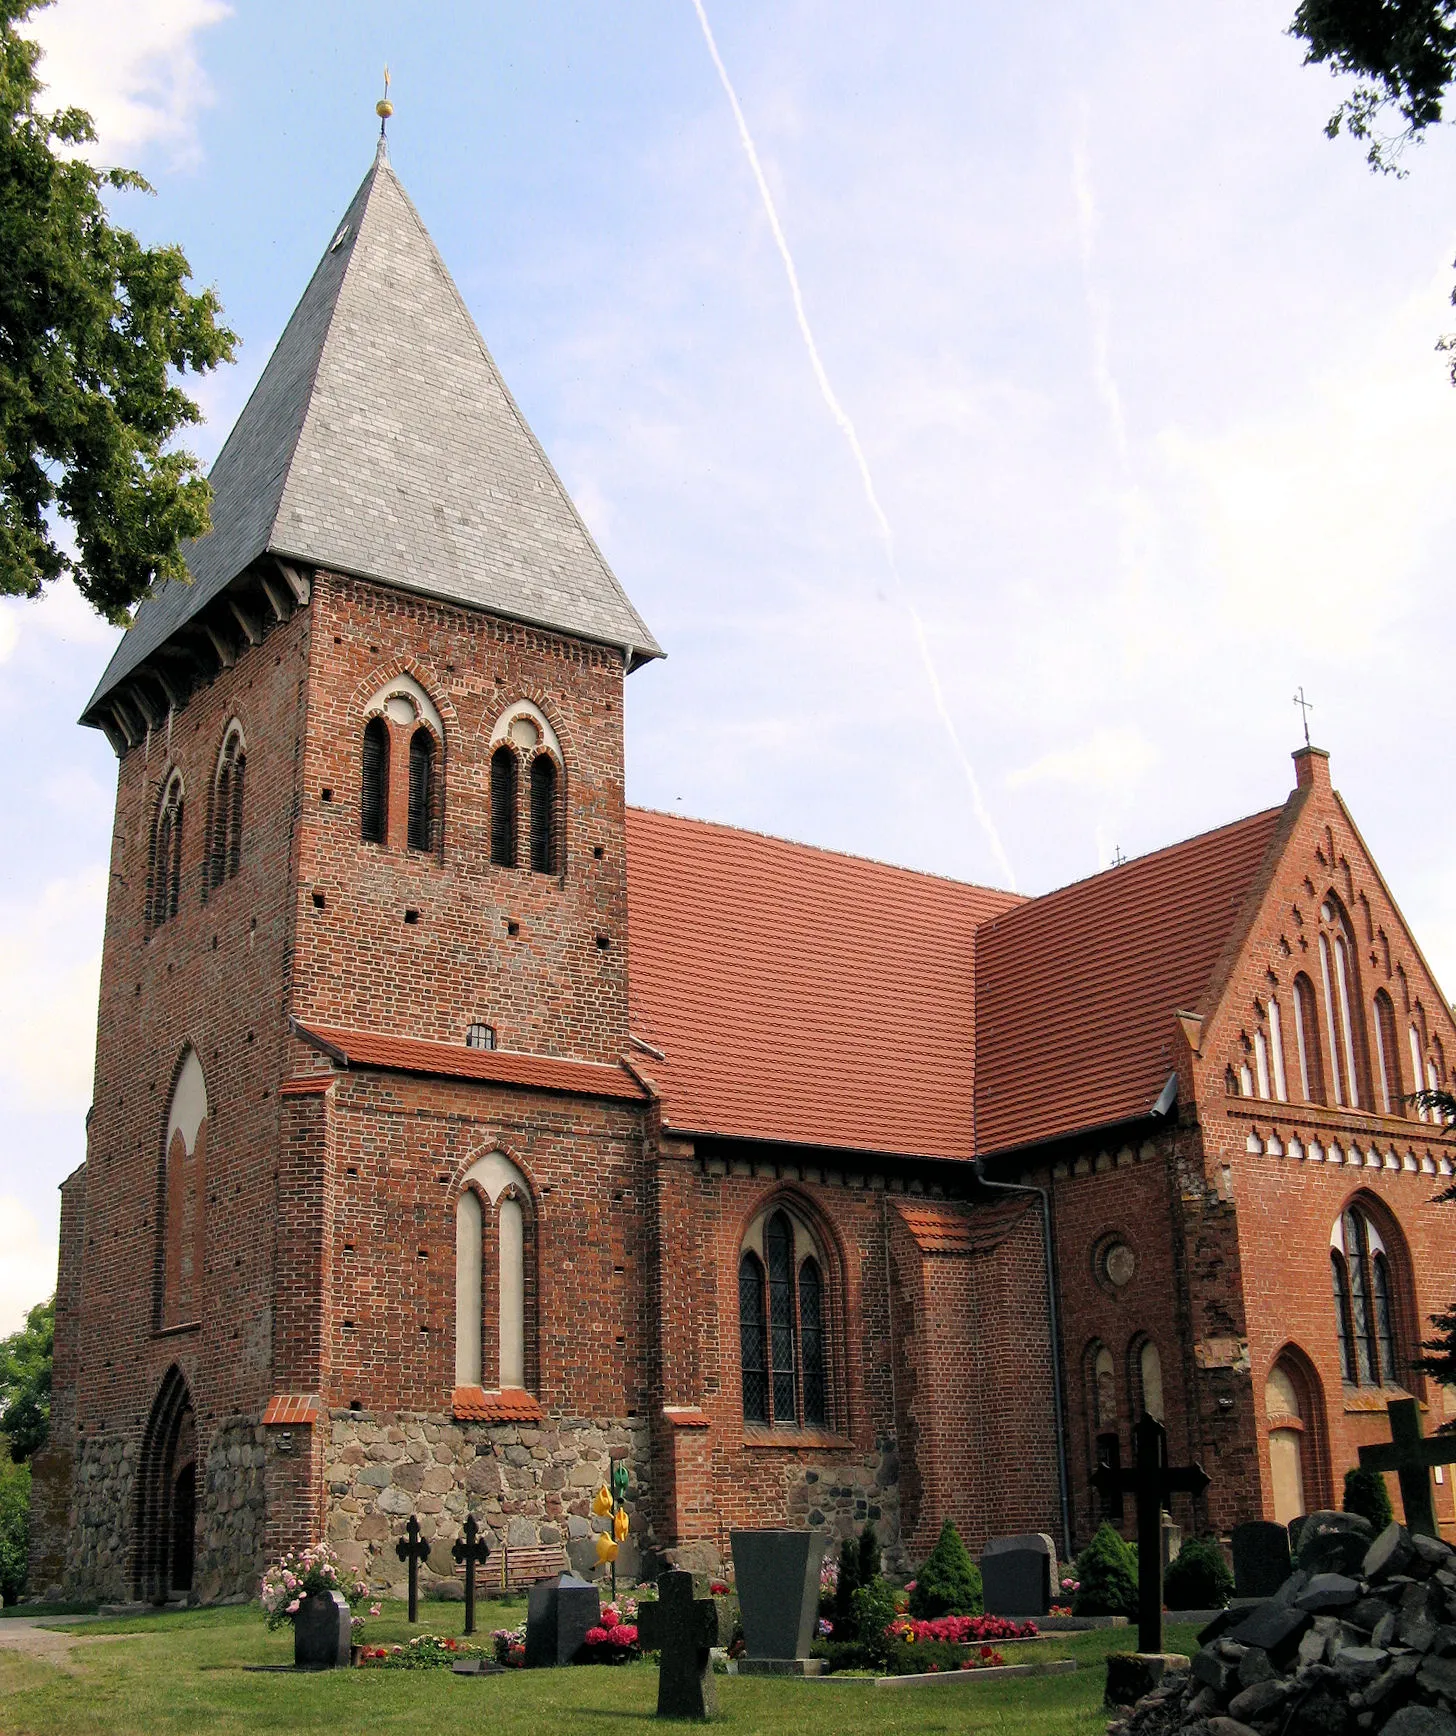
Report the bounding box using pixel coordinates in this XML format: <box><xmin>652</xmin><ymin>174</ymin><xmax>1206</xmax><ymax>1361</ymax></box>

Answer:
<box><xmin>661</xmin><ymin>1406</ymin><xmax>710</xmax><ymax>1429</ymax></box>
<box><xmin>452</xmin><ymin>1386</ymin><xmax>543</xmax><ymax>1424</ymax></box>
<box><xmin>262</xmin><ymin>1394</ymin><xmax>320</xmax><ymax>1426</ymax></box>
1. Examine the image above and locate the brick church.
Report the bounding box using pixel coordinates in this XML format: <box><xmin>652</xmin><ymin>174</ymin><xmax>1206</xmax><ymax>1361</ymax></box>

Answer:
<box><xmin>29</xmin><ymin>143</ymin><xmax>1456</xmax><ymax>1603</ymax></box>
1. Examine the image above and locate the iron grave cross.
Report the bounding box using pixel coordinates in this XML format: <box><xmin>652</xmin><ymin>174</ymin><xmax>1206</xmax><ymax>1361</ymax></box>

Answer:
<box><xmin>395</xmin><ymin>1515</ymin><xmax>432</xmax><ymax>1623</ymax></box>
<box><xmin>1093</xmin><ymin>1413</ymin><xmax>1211</xmax><ymax>1654</ymax></box>
<box><xmin>452</xmin><ymin>1514</ymin><xmax>491</xmax><ymax>1636</ymax></box>
<box><xmin>1359</xmin><ymin>1397</ymin><xmax>1456</xmax><ymax>1540</ymax></box>
<box><xmin>637</xmin><ymin>1570</ymin><xmax>729</xmax><ymax>1720</ymax></box>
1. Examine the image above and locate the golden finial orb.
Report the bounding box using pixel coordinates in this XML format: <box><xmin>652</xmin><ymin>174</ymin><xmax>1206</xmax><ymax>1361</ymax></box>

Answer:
<box><xmin>376</xmin><ymin>66</ymin><xmax>393</xmax><ymax>125</ymax></box>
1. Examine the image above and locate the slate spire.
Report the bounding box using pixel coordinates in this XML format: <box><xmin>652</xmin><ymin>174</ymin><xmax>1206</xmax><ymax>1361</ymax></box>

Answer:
<box><xmin>84</xmin><ymin>150</ymin><xmax>661</xmax><ymax>724</ymax></box>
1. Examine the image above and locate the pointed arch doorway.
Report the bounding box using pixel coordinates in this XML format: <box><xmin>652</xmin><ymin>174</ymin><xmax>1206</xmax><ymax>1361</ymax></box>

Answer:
<box><xmin>134</xmin><ymin>1367</ymin><xmax>197</xmax><ymax>1602</ymax></box>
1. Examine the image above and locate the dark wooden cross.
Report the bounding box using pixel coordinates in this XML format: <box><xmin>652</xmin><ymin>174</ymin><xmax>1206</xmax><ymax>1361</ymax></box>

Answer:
<box><xmin>395</xmin><ymin>1516</ymin><xmax>432</xmax><ymax>1624</ymax></box>
<box><xmin>637</xmin><ymin>1570</ymin><xmax>728</xmax><ymax>1720</ymax></box>
<box><xmin>452</xmin><ymin>1514</ymin><xmax>491</xmax><ymax>1636</ymax></box>
<box><xmin>1093</xmin><ymin>1413</ymin><xmax>1210</xmax><ymax>1655</ymax></box>
<box><xmin>1359</xmin><ymin>1397</ymin><xmax>1456</xmax><ymax>1540</ymax></box>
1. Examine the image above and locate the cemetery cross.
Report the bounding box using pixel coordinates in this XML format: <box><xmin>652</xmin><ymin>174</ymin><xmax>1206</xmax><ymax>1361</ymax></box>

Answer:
<box><xmin>395</xmin><ymin>1515</ymin><xmax>432</xmax><ymax>1624</ymax></box>
<box><xmin>452</xmin><ymin>1514</ymin><xmax>491</xmax><ymax>1636</ymax></box>
<box><xmin>1093</xmin><ymin>1412</ymin><xmax>1210</xmax><ymax>1654</ymax></box>
<box><xmin>637</xmin><ymin>1569</ymin><xmax>726</xmax><ymax>1720</ymax></box>
<box><xmin>1358</xmin><ymin>1396</ymin><xmax>1456</xmax><ymax>1540</ymax></box>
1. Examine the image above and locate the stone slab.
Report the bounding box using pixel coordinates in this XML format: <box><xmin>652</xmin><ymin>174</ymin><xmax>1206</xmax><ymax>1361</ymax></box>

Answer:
<box><xmin>1104</xmin><ymin>1651</ymin><xmax>1190</xmax><ymax>1706</ymax></box>
<box><xmin>1232</xmin><ymin>1521</ymin><xmax>1293</xmax><ymax>1599</ymax></box>
<box><xmin>737</xmin><ymin>1657</ymin><xmax>827</xmax><ymax>1675</ymax></box>
<box><xmin>730</xmin><ymin>1530</ymin><xmax>827</xmax><ymax>1661</ymax></box>
<box><xmin>1038</xmin><ymin>1614</ymin><xmax>1130</xmax><ymax>1630</ymax></box>
<box><xmin>875</xmin><ymin>1659</ymin><xmax>1077</xmax><ymax>1690</ymax></box>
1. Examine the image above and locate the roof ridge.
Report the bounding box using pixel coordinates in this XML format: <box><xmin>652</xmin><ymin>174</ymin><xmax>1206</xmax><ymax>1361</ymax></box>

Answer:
<box><xmin>626</xmin><ymin>804</ymin><xmax>1022</xmax><ymax>900</ymax></box>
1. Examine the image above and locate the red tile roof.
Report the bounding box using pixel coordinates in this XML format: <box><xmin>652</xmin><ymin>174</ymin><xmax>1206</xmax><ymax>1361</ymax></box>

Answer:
<box><xmin>973</xmin><ymin>805</ymin><xmax>1286</xmax><ymax>1155</ymax></box>
<box><xmin>624</xmin><ymin>808</ymin><xmax>1019</xmax><ymax>1160</ymax></box>
<box><xmin>293</xmin><ymin>1024</ymin><xmax>648</xmax><ymax>1102</ymax></box>
<box><xmin>452</xmin><ymin>1386</ymin><xmax>543</xmax><ymax>1423</ymax></box>
<box><xmin>261</xmin><ymin>1394</ymin><xmax>319</xmax><ymax>1426</ymax></box>
<box><xmin>897</xmin><ymin>1196</ymin><xmax>1035</xmax><ymax>1254</ymax></box>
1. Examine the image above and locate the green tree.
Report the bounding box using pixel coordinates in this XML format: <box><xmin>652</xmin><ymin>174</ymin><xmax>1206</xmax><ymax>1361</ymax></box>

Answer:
<box><xmin>0</xmin><ymin>0</ymin><xmax>235</xmax><ymax>621</ymax></box>
<box><xmin>907</xmin><ymin>1518</ymin><xmax>983</xmax><ymax>1619</ymax></box>
<box><xmin>1164</xmin><ymin>1536</ymin><xmax>1234</xmax><ymax>1610</ymax></box>
<box><xmin>0</xmin><ymin>1454</ymin><xmax>29</xmax><ymax>1604</ymax></box>
<box><xmin>1071</xmin><ymin>1522</ymin><xmax>1139</xmax><ymax>1618</ymax></box>
<box><xmin>0</xmin><ymin>1297</ymin><xmax>53</xmax><ymax>1461</ymax></box>
<box><xmin>1344</xmin><ymin>1463</ymin><xmax>1396</xmax><ymax>1529</ymax></box>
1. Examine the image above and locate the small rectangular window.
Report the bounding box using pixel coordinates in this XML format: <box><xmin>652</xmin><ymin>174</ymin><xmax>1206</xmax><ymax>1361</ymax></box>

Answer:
<box><xmin>465</xmin><ymin>1023</ymin><xmax>495</xmax><ymax>1050</ymax></box>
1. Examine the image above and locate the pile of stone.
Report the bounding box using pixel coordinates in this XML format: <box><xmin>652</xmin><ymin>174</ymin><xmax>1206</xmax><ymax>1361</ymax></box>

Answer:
<box><xmin>1112</xmin><ymin>1517</ymin><xmax>1456</xmax><ymax>1736</ymax></box>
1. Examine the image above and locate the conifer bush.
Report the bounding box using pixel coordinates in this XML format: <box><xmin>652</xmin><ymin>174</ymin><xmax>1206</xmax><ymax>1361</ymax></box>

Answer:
<box><xmin>907</xmin><ymin>1519</ymin><xmax>983</xmax><ymax>1618</ymax></box>
<box><xmin>1071</xmin><ymin>1522</ymin><xmax>1138</xmax><ymax>1617</ymax></box>
<box><xmin>1344</xmin><ymin>1465</ymin><xmax>1395</xmax><ymax>1531</ymax></box>
<box><xmin>1163</xmin><ymin>1536</ymin><xmax>1233</xmax><ymax>1610</ymax></box>
<box><xmin>832</xmin><ymin>1534</ymin><xmax>862</xmax><ymax>1634</ymax></box>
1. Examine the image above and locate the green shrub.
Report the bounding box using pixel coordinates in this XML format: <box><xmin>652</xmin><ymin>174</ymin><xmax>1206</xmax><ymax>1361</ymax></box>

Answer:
<box><xmin>1072</xmin><ymin>1522</ymin><xmax>1138</xmax><ymax>1617</ymax></box>
<box><xmin>1163</xmin><ymin>1536</ymin><xmax>1232</xmax><ymax>1610</ymax></box>
<box><xmin>849</xmin><ymin>1580</ymin><xmax>898</xmax><ymax>1667</ymax></box>
<box><xmin>856</xmin><ymin>1522</ymin><xmax>879</xmax><ymax>1590</ymax></box>
<box><xmin>832</xmin><ymin>1534</ymin><xmax>863</xmax><ymax>1634</ymax></box>
<box><xmin>884</xmin><ymin>1637</ymin><xmax>973</xmax><ymax>1675</ymax></box>
<box><xmin>0</xmin><ymin>1455</ymin><xmax>29</xmax><ymax>1606</ymax></box>
<box><xmin>907</xmin><ymin>1519</ymin><xmax>983</xmax><ymax>1618</ymax></box>
<box><xmin>1344</xmin><ymin>1466</ymin><xmax>1395</xmax><ymax>1532</ymax></box>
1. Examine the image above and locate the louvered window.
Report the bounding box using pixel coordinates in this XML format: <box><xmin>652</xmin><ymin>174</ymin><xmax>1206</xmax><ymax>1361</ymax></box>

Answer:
<box><xmin>529</xmin><ymin>755</ymin><xmax>557</xmax><ymax>875</ymax></box>
<box><xmin>208</xmin><ymin>731</ymin><xmax>245</xmax><ymax>891</ymax></box>
<box><xmin>407</xmin><ymin>728</ymin><xmax>435</xmax><ymax>852</ymax></box>
<box><xmin>490</xmin><ymin>747</ymin><xmax>517</xmax><ymax>868</ymax></box>
<box><xmin>149</xmin><ymin>775</ymin><xmax>185</xmax><ymax>929</ymax></box>
<box><xmin>739</xmin><ymin>1253</ymin><xmax>768</xmax><ymax>1424</ymax></box>
<box><xmin>361</xmin><ymin>717</ymin><xmax>389</xmax><ymax>844</ymax></box>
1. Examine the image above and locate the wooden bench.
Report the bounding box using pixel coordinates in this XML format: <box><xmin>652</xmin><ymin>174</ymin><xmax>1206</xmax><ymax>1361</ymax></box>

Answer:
<box><xmin>492</xmin><ymin>1544</ymin><xmax>570</xmax><ymax>1592</ymax></box>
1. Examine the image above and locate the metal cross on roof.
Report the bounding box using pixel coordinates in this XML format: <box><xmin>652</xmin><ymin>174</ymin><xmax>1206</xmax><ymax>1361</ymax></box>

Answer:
<box><xmin>1093</xmin><ymin>1413</ymin><xmax>1211</xmax><ymax>1654</ymax></box>
<box><xmin>1358</xmin><ymin>1397</ymin><xmax>1456</xmax><ymax>1540</ymax></box>
<box><xmin>1293</xmin><ymin>686</ymin><xmax>1314</xmax><ymax>748</ymax></box>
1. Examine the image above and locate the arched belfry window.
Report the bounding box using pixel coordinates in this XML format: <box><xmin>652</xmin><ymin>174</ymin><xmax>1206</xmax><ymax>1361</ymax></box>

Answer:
<box><xmin>529</xmin><ymin>755</ymin><xmax>558</xmax><ymax>875</ymax></box>
<box><xmin>148</xmin><ymin>772</ymin><xmax>185</xmax><ymax>929</ymax></box>
<box><xmin>208</xmin><ymin>726</ymin><xmax>245</xmax><ymax>893</ymax></box>
<box><xmin>407</xmin><ymin>728</ymin><xmax>435</xmax><ymax>852</ymax></box>
<box><xmin>455</xmin><ymin>1151</ymin><xmax>534</xmax><ymax>1395</ymax></box>
<box><xmin>1331</xmin><ymin>1204</ymin><xmax>1401</xmax><ymax>1388</ymax></box>
<box><xmin>738</xmin><ymin>1203</ymin><xmax>835</xmax><ymax>1430</ymax></box>
<box><xmin>360</xmin><ymin>717</ymin><xmax>389</xmax><ymax>844</ymax></box>
<box><xmin>490</xmin><ymin>747</ymin><xmax>518</xmax><ymax>868</ymax></box>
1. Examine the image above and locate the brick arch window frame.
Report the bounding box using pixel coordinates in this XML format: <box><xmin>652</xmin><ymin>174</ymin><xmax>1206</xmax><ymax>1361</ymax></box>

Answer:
<box><xmin>1084</xmin><ymin>1337</ymin><xmax>1122</xmax><ymax>1520</ymax></box>
<box><xmin>453</xmin><ymin>1149</ymin><xmax>539</xmax><ymax>1399</ymax></box>
<box><xmin>1372</xmin><ymin>987</ymin><xmax>1404</xmax><ymax>1117</ymax></box>
<box><xmin>205</xmin><ymin>722</ymin><xmax>246</xmax><ymax>896</ymax></box>
<box><xmin>1127</xmin><ymin>1332</ymin><xmax>1164</xmax><ymax>1423</ymax></box>
<box><xmin>735</xmin><ymin>1193</ymin><xmax>844</xmax><ymax>1435</ymax></box>
<box><xmin>407</xmin><ymin>724</ymin><xmax>438</xmax><ymax>853</ymax></box>
<box><xmin>489</xmin><ymin>743</ymin><xmax>519</xmax><ymax>868</ymax></box>
<box><xmin>147</xmin><ymin>770</ymin><xmax>186</xmax><ymax>930</ymax></box>
<box><xmin>1330</xmin><ymin>1193</ymin><xmax>1416</xmax><ymax>1391</ymax></box>
<box><xmin>1317</xmin><ymin>892</ymin><xmax>1373</xmax><ymax>1110</ymax></box>
<box><xmin>360</xmin><ymin>715</ymin><xmax>390</xmax><ymax>845</ymax></box>
<box><xmin>527</xmin><ymin>748</ymin><xmax>563</xmax><ymax>876</ymax></box>
<box><xmin>1264</xmin><ymin>1343</ymin><xmax>1333</xmax><ymax>1522</ymax></box>
<box><xmin>488</xmin><ymin>699</ymin><xmax>568</xmax><ymax>875</ymax></box>
<box><xmin>1292</xmin><ymin>970</ymin><xmax>1326</xmax><ymax>1104</ymax></box>
<box><xmin>359</xmin><ymin>673</ymin><xmax>447</xmax><ymax>853</ymax></box>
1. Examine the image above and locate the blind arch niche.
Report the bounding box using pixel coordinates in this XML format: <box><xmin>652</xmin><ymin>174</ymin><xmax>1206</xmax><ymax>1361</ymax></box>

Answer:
<box><xmin>455</xmin><ymin>1150</ymin><xmax>533</xmax><ymax>1393</ymax></box>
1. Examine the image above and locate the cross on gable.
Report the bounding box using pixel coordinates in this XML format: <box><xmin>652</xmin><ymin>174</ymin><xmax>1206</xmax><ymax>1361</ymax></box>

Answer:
<box><xmin>1093</xmin><ymin>1414</ymin><xmax>1211</xmax><ymax>1655</ymax></box>
<box><xmin>638</xmin><ymin>1570</ymin><xmax>726</xmax><ymax>1720</ymax></box>
<box><xmin>1359</xmin><ymin>1397</ymin><xmax>1456</xmax><ymax>1540</ymax></box>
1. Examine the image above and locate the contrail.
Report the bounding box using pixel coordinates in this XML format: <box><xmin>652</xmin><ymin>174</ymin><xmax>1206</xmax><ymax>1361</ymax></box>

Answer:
<box><xmin>688</xmin><ymin>0</ymin><xmax>1017</xmax><ymax>891</ymax></box>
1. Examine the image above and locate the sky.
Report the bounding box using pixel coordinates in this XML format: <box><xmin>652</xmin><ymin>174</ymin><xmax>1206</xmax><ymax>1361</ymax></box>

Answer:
<box><xmin>1</xmin><ymin>0</ymin><xmax>1454</xmax><ymax>1333</ymax></box>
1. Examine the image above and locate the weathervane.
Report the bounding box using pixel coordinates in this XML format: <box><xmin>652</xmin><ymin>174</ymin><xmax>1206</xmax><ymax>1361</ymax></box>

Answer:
<box><xmin>376</xmin><ymin>66</ymin><xmax>393</xmax><ymax>139</ymax></box>
<box><xmin>1293</xmin><ymin>686</ymin><xmax>1313</xmax><ymax>748</ymax></box>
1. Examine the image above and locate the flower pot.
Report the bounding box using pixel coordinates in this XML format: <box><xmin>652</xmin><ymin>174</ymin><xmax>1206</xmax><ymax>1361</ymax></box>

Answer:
<box><xmin>293</xmin><ymin>1589</ymin><xmax>352</xmax><ymax>1670</ymax></box>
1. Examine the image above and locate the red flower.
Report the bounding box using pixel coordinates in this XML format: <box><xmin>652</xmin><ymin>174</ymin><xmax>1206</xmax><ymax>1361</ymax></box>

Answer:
<box><xmin>601</xmin><ymin>1608</ymin><xmax>619</xmax><ymax>1629</ymax></box>
<box><xmin>585</xmin><ymin>1627</ymin><xmax>609</xmax><ymax>1646</ymax></box>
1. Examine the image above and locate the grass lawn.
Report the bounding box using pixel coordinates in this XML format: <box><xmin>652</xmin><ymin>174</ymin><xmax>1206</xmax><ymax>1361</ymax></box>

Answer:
<box><xmin>0</xmin><ymin>1597</ymin><xmax>1205</xmax><ymax>1735</ymax></box>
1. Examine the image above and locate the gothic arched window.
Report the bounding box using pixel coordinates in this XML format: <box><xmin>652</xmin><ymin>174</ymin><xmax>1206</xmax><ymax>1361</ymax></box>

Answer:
<box><xmin>529</xmin><ymin>754</ymin><xmax>558</xmax><ymax>875</ymax></box>
<box><xmin>407</xmin><ymin>727</ymin><xmax>435</xmax><ymax>852</ymax></box>
<box><xmin>149</xmin><ymin>773</ymin><xmax>185</xmax><ymax>929</ymax></box>
<box><xmin>361</xmin><ymin>716</ymin><xmax>389</xmax><ymax>844</ymax></box>
<box><xmin>1332</xmin><ymin>1205</ymin><xmax>1401</xmax><ymax>1388</ymax></box>
<box><xmin>208</xmin><ymin>726</ymin><xmax>245</xmax><ymax>893</ymax></box>
<box><xmin>490</xmin><ymin>746</ymin><xmax>518</xmax><ymax>868</ymax></box>
<box><xmin>738</xmin><ymin>1205</ymin><xmax>834</xmax><ymax>1430</ymax></box>
<box><xmin>455</xmin><ymin>1152</ymin><xmax>534</xmax><ymax>1396</ymax></box>
<box><xmin>1293</xmin><ymin>972</ymin><xmax>1325</xmax><ymax>1104</ymax></box>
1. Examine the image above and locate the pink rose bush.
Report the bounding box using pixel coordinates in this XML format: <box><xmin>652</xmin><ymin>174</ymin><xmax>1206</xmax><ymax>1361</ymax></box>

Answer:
<box><xmin>258</xmin><ymin>1542</ymin><xmax>368</xmax><ymax>1631</ymax></box>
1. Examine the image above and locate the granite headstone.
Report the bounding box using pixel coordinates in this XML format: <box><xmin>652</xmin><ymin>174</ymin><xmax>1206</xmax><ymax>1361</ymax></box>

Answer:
<box><xmin>730</xmin><ymin>1529</ymin><xmax>827</xmax><ymax>1661</ymax></box>
<box><xmin>981</xmin><ymin>1532</ymin><xmax>1057</xmax><ymax>1617</ymax></box>
<box><xmin>1231</xmin><ymin>1520</ymin><xmax>1292</xmax><ymax>1599</ymax></box>
<box><xmin>524</xmin><ymin>1572</ymin><xmax>602</xmax><ymax>1667</ymax></box>
<box><xmin>638</xmin><ymin>1570</ymin><xmax>729</xmax><ymax>1718</ymax></box>
<box><xmin>293</xmin><ymin>1589</ymin><xmax>352</xmax><ymax>1670</ymax></box>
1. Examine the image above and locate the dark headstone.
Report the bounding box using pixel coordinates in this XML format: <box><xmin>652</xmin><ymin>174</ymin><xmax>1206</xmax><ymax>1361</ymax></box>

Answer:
<box><xmin>1364</xmin><ymin>1521</ymin><xmax>1417</xmax><ymax>1581</ymax></box>
<box><xmin>981</xmin><ymin>1532</ymin><xmax>1056</xmax><ymax>1618</ymax></box>
<box><xmin>293</xmin><ymin>1589</ymin><xmax>352</xmax><ymax>1670</ymax></box>
<box><xmin>638</xmin><ymin>1570</ymin><xmax>729</xmax><ymax>1719</ymax></box>
<box><xmin>1231</xmin><ymin>1521</ymin><xmax>1292</xmax><ymax>1599</ymax></box>
<box><xmin>524</xmin><ymin>1572</ymin><xmax>601</xmax><ymax>1668</ymax></box>
<box><xmin>730</xmin><ymin>1529</ymin><xmax>827</xmax><ymax>1660</ymax></box>
<box><xmin>1295</xmin><ymin>1511</ymin><xmax>1372</xmax><ymax>1577</ymax></box>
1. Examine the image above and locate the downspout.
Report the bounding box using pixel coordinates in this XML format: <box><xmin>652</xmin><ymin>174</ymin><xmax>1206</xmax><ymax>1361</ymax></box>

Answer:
<box><xmin>973</xmin><ymin>1108</ymin><xmax>1073</xmax><ymax>1564</ymax></box>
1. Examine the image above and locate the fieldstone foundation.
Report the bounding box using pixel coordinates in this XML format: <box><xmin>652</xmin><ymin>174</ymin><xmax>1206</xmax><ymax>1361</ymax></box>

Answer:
<box><xmin>786</xmin><ymin>1438</ymin><xmax>903</xmax><ymax>1570</ymax></box>
<box><xmin>68</xmin><ymin>1432</ymin><xmax>136</xmax><ymax>1601</ymax></box>
<box><xmin>195</xmin><ymin>1419</ymin><xmax>268</xmax><ymax>1602</ymax></box>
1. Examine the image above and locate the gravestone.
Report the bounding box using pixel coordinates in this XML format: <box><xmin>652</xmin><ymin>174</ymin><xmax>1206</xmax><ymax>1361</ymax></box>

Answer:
<box><xmin>293</xmin><ymin>1589</ymin><xmax>352</xmax><ymax>1669</ymax></box>
<box><xmin>638</xmin><ymin>1570</ymin><xmax>729</xmax><ymax>1719</ymax></box>
<box><xmin>1359</xmin><ymin>1396</ymin><xmax>1456</xmax><ymax>1539</ymax></box>
<box><xmin>395</xmin><ymin>1515</ymin><xmax>432</xmax><ymax>1624</ymax></box>
<box><xmin>1231</xmin><ymin>1520</ymin><xmax>1292</xmax><ymax>1599</ymax></box>
<box><xmin>452</xmin><ymin>1514</ymin><xmax>491</xmax><ymax>1637</ymax></box>
<box><xmin>524</xmin><ymin>1572</ymin><xmax>601</xmax><ymax>1668</ymax></box>
<box><xmin>981</xmin><ymin>1533</ymin><xmax>1057</xmax><ymax>1617</ymax></box>
<box><xmin>730</xmin><ymin>1528</ymin><xmax>827</xmax><ymax>1668</ymax></box>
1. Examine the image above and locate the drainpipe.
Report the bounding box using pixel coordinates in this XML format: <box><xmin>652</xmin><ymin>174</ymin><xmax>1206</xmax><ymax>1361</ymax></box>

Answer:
<box><xmin>972</xmin><ymin>1148</ymin><xmax>1074</xmax><ymax>1566</ymax></box>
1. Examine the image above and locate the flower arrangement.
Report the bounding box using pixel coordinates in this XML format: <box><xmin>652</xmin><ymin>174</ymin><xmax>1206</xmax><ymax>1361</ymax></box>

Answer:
<box><xmin>258</xmin><ymin>1542</ymin><xmax>369</xmax><ymax>1631</ymax></box>
<box><xmin>360</xmin><ymin>1634</ymin><xmax>493</xmax><ymax>1670</ymax></box>
<box><xmin>885</xmin><ymin>1613</ymin><xmax>1036</xmax><ymax>1646</ymax></box>
<box><xmin>582</xmin><ymin>1604</ymin><xmax>641</xmax><ymax>1662</ymax></box>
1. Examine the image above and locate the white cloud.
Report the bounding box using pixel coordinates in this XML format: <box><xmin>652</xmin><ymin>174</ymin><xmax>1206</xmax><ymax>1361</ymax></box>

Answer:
<box><xmin>28</xmin><ymin>0</ymin><xmax>230</xmax><ymax>164</ymax></box>
<box><xmin>0</xmin><ymin>868</ymin><xmax>105</xmax><ymax>1113</ymax></box>
<box><xmin>1006</xmin><ymin>726</ymin><xmax>1159</xmax><ymax>795</ymax></box>
<box><xmin>0</xmin><ymin>1197</ymin><xmax>58</xmax><ymax>1336</ymax></box>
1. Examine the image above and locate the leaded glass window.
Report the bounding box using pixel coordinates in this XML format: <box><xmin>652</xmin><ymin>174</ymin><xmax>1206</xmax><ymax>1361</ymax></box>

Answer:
<box><xmin>739</xmin><ymin>1252</ymin><xmax>768</xmax><ymax>1425</ymax></box>
<box><xmin>800</xmin><ymin>1258</ymin><xmax>825</xmax><ymax>1427</ymax></box>
<box><xmin>766</xmin><ymin>1212</ymin><xmax>798</xmax><ymax>1426</ymax></box>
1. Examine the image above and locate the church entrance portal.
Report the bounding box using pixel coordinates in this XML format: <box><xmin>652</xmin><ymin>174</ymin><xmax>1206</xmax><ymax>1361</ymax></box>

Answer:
<box><xmin>134</xmin><ymin>1367</ymin><xmax>197</xmax><ymax>1601</ymax></box>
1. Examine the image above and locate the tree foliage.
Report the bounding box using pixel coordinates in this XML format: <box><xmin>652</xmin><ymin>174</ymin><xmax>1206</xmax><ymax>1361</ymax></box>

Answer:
<box><xmin>0</xmin><ymin>1297</ymin><xmax>53</xmax><ymax>1461</ymax></box>
<box><xmin>0</xmin><ymin>0</ymin><xmax>235</xmax><ymax>621</ymax></box>
<box><xmin>0</xmin><ymin>1455</ymin><xmax>28</xmax><ymax>1604</ymax></box>
<box><xmin>1164</xmin><ymin>1536</ymin><xmax>1234</xmax><ymax>1611</ymax></box>
<box><xmin>1344</xmin><ymin>1463</ymin><xmax>1396</xmax><ymax>1528</ymax></box>
<box><xmin>907</xmin><ymin>1518</ymin><xmax>983</xmax><ymax>1619</ymax></box>
<box><xmin>1071</xmin><ymin>1522</ymin><xmax>1139</xmax><ymax>1618</ymax></box>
